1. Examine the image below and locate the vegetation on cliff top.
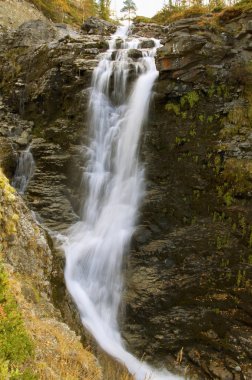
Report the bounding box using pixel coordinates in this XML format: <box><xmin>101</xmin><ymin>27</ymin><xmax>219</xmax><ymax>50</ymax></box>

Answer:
<box><xmin>27</xmin><ymin>0</ymin><xmax>85</xmax><ymax>25</ymax></box>
<box><xmin>27</xmin><ymin>0</ymin><xmax>114</xmax><ymax>25</ymax></box>
<box><xmin>25</xmin><ymin>0</ymin><xmax>252</xmax><ymax>27</ymax></box>
<box><xmin>134</xmin><ymin>0</ymin><xmax>252</xmax><ymax>24</ymax></box>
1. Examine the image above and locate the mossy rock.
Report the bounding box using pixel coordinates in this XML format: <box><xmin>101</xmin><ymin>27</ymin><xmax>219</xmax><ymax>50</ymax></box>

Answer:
<box><xmin>222</xmin><ymin>158</ymin><xmax>252</xmax><ymax>196</ymax></box>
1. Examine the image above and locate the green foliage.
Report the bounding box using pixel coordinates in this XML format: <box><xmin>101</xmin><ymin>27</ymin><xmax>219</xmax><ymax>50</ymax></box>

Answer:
<box><xmin>236</xmin><ymin>269</ymin><xmax>246</xmax><ymax>287</ymax></box>
<box><xmin>215</xmin><ymin>231</ymin><xmax>230</xmax><ymax>250</ymax></box>
<box><xmin>165</xmin><ymin>102</ymin><xmax>181</xmax><ymax>115</ymax></box>
<box><xmin>181</xmin><ymin>91</ymin><xmax>200</xmax><ymax>108</ymax></box>
<box><xmin>249</xmin><ymin>229</ymin><xmax>252</xmax><ymax>248</ymax></box>
<box><xmin>120</xmin><ymin>0</ymin><xmax>137</xmax><ymax>22</ymax></box>
<box><xmin>134</xmin><ymin>15</ymin><xmax>153</xmax><ymax>23</ymax></box>
<box><xmin>82</xmin><ymin>0</ymin><xmax>99</xmax><ymax>20</ymax></box>
<box><xmin>207</xmin><ymin>84</ymin><xmax>216</xmax><ymax>98</ymax></box>
<box><xmin>223</xmin><ymin>192</ymin><xmax>233</xmax><ymax>207</ymax></box>
<box><xmin>189</xmin><ymin>128</ymin><xmax>196</xmax><ymax>137</ymax></box>
<box><xmin>0</xmin><ymin>263</ymin><xmax>35</xmax><ymax>378</ymax></box>
<box><xmin>175</xmin><ymin>136</ymin><xmax>188</xmax><ymax>146</ymax></box>
<box><xmin>99</xmin><ymin>0</ymin><xmax>111</xmax><ymax>20</ymax></box>
<box><xmin>152</xmin><ymin>4</ymin><xmax>209</xmax><ymax>24</ymax></box>
<box><xmin>207</xmin><ymin>83</ymin><xmax>230</xmax><ymax>99</ymax></box>
<box><xmin>27</xmin><ymin>0</ymin><xmax>98</xmax><ymax>25</ymax></box>
<box><xmin>150</xmin><ymin>0</ymin><xmax>245</xmax><ymax>25</ymax></box>
<box><xmin>222</xmin><ymin>159</ymin><xmax>252</xmax><ymax>198</ymax></box>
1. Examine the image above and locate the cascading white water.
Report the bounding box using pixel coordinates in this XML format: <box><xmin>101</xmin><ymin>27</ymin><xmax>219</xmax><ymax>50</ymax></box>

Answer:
<box><xmin>12</xmin><ymin>145</ymin><xmax>35</xmax><ymax>194</ymax></box>
<box><xmin>63</xmin><ymin>26</ymin><xmax>182</xmax><ymax>380</ymax></box>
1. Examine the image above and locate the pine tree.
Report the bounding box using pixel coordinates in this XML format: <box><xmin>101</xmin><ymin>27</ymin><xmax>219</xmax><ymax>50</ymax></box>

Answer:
<box><xmin>99</xmin><ymin>0</ymin><xmax>111</xmax><ymax>20</ymax></box>
<box><xmin>79</xmin><ymin>0</ymin><xmax>98</xmax><ymax>21</ymax></box>
<box><xmin>120</xmin><ymin>0</ymin><xmax>137</xmax><ymax>23</ymax></box>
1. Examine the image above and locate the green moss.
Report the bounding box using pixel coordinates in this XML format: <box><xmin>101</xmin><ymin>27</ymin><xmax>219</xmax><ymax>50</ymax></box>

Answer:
<box><xmin>165</xmin><ymin>102</ymin><xmax>181</xmax><ymax>115</ymax></box>
<box><xmin>222</xmin><ymin>159</ymin><xmax>252</xmax><ymax>197</ymax></box>
<box><xmin>180</xmin><ymin>91</ymin><xmax>200</xmax><ymax>108</ymax></box>
<box><xmin>216</xmin><ymin>233</ymin><xmax>230</xmax><ymax>250</ymax></box>
<box><xmin>0</xmin><ymin>263</ymin><xmax>36</xmax><ymax>378</ymax></box>
<box><xmin>181</xmin><ymin>111</ymin><xmax>187</xmax><ymax>119</ymax></box>
<box><xmin>236</xmin><ymin>269</ymin><xmax>246</xmax><ymax>287</ymax></box>
<box><xmin>213</xmin><ymin>155</ymin><xmax>222</xmax><ymax>175</ymax></box>
<box><xmin>207</xmin><ymin>83</ymin><xmax>230</xmax><ymax>100</ymax></box>
<box><xmin>189</xmin><ymin>128</ymin><xmax>196</xmax><ymax>137</ymax></box>
<box><xmin>175</xmin><ymin>136</ymin><xmax>188</xmax><ymax>146</ymax></box>
<box><xmin>223</xmin><ymin>192</ymin><xmax>233</xmax><ymax>207</ymax></box>
<box><xmin>207</xmin><ymin>115</ymin><xmax>214</xmax><ymax>123</ymax></box>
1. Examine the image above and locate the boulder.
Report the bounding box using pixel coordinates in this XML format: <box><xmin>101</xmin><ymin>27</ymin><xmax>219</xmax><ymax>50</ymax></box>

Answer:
<box><xmin>0</xmin><ymin>137</ymin><xmax>17</xmax><ymax>177</ymax></box>
<box><xmin>140</xmin><ymin>39</ymin><xmax>155</xmax><ymax>49</ymax></box>
<box><xmin>81</xmin><ymin>17</ymin><xmax>117</xmax><ymax>36</ymax></box>
<box><xmin>12</xmin><ymin>20</ymin><xmax>57</xmax><ymax>47</ymax></box>
<box><xmin>128</xmin><ymin>48</ymin><xmax>143</xmax><ymax>59</ymax></box>
<box><xmin>247</xmin><ymin>20</ymin><xmax>252</xmax><ymax>32</ymax></box>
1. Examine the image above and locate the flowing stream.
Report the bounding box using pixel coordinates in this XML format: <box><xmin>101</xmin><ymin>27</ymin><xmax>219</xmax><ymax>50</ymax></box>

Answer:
<box><xmin>64</xmin><ymin>26</ymin><xmax>182</xmax><ymax>380</ymax></box>
<box><xmin>12</xmin><ymin>145</ymin><xmax>35</xmax><ymax>194</ymax></box>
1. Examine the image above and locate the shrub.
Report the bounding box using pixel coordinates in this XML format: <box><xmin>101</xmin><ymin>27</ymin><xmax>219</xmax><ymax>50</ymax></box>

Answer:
<box><xmin>0</xmin><ymin>262</ymin><xmax>35</xmax><ymax>378</ymax></box>
<box><xmin>134</xmin><ymin>15</ymin><xmax>153</xmax><ymax>23</ymax></box>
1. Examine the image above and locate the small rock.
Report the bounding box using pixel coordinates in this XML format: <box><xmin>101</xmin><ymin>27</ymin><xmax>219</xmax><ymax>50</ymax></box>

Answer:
<box><xmin>235</xmin><ymin>366</ymin><xmax>242</xmax><ymax>372</ymax></box>
<box><xmin>128</xmin><ymin>49</ymin><xmax>143</xmax><ymax>59</ymax></box>
<box><xmin>140</xmin><ymin>39</ymin><xmax>155</xmax><ymax>49</ymax></box>
<box><xmin>247</xmin><ymin>20</ymin><xmax>252</xmax><ymax>32</ymax></box>
<box><xmin>81</xmin><ymin>17</ymin><xmax>116</xmax><ymax>36</ymax></box>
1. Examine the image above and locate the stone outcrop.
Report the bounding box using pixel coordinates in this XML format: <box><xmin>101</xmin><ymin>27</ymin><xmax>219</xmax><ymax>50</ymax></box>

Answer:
<box><xmin>122</xmin><ymin>11</ymin><xmax>252</xmax><ymax>380</ymax></box>
<box><xmin>0</xmin><ymin>169</ymin><xmax>101</xmax><ymax>379</ymax></box>
<box><xmin>132</xmin><ymin>22</ymin><xmax>167</xmax><ymax>39</ymax></box>
<box><xmin>0</xmin><ymin>19</ymin><xmax>107</xmax><ymax>230</ymax></box>
<box><xmin>82</xmin><ymin>16</ymin><xmax>117</xmax><ymax>35</ymax></box>
<box><xmin>0</xmin><ymin>0</ymin><xmax>46</xmax><ymax>31</ymax></box>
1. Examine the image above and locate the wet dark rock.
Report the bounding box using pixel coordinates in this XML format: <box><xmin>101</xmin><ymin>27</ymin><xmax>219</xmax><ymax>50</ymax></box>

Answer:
<box><xmin>122</xmin><ymin>11</ymin><xmax>252</xmax><ymax>380</ymax></box>
<box><xmin>0</xmin><ymin>137</ymin><xmax>17</xmax><ymax>177</ymax></box>
<box><xmin>81</xmin><ymin>17</ymin><xmax>116</xmax><ymax>36</ymax></box>
<box><xmin>115</xmin><ymin>37</ymin><xmax>124</xmax><ymax>49</ymax></box>
<box><xmin>247</xmin><ymin>20</ymin><xmax>252</xmax><ymax>32</ymax></box>
<box><xmin>139</xmin><ymin>39</ymin><xmax>155</xmax><ymax>49</ymax></box>
<box><xmin>0</xmin><ymin>19</ymin><xmax>106</xmax><ymax>230</ymax></box>
<box><xmin>127</xmin><ymin>49</ymin><xmax>143</xmax><ymax>59</ymax></box>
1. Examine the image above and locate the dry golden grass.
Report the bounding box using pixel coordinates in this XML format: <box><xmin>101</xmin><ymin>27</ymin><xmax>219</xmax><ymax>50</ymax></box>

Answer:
<box><xmin>98</xmin><ymin>352</ymin><xmax>134</xmax><ymax>380</ymax></box>
<box><xmin>27</xmin><ymin>0</ymin><xmax>84</xmax><ymax>25</ymax></box>
<box><xmin>25</xmin><ymin>314</ymin><xmax>102</xmax><ymax>380</ymax></box>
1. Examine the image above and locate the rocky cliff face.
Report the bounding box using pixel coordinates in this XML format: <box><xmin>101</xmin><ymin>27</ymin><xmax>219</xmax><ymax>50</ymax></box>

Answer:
<box><xmin>0</xmin><ymin>19</ymin><xmax>108</xmax><ymax>230</ymax></box>
<box><xmin>0</xmin><ymin>169</ymin><xmax>101</xmax><ymax>379</ymax></box>
<box><xmin>123</xmin><ymin>11</ymin><xmax>252</xmax><ymax>380</ymax></box>
<box><xmin>0</xmin><ymin>7</ymin><xmax>252</xmax><ymax>380</ymax></box>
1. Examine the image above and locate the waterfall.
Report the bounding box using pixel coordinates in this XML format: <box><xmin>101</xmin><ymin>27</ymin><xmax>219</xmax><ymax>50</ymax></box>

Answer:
<box><xmin>63</xmin><ymin>26</ymin><xmax>182</xmax><ymax>380</ymax></box>
<box><xmin>12</xmin><ymin>145</ymin><xmax>35</xmax><ymax>194</ymax></box>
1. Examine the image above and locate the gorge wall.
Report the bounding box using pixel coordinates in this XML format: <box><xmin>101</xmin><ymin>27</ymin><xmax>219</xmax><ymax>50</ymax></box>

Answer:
<box><xmin>0</xmin><ymin>4</ymin><xmax>252</xmax><ymax>380</ymax></box>
<box><xmin>124</xmin><ymin>11</ymin><xmax>252</xmax><ymax>380</ymax></box>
